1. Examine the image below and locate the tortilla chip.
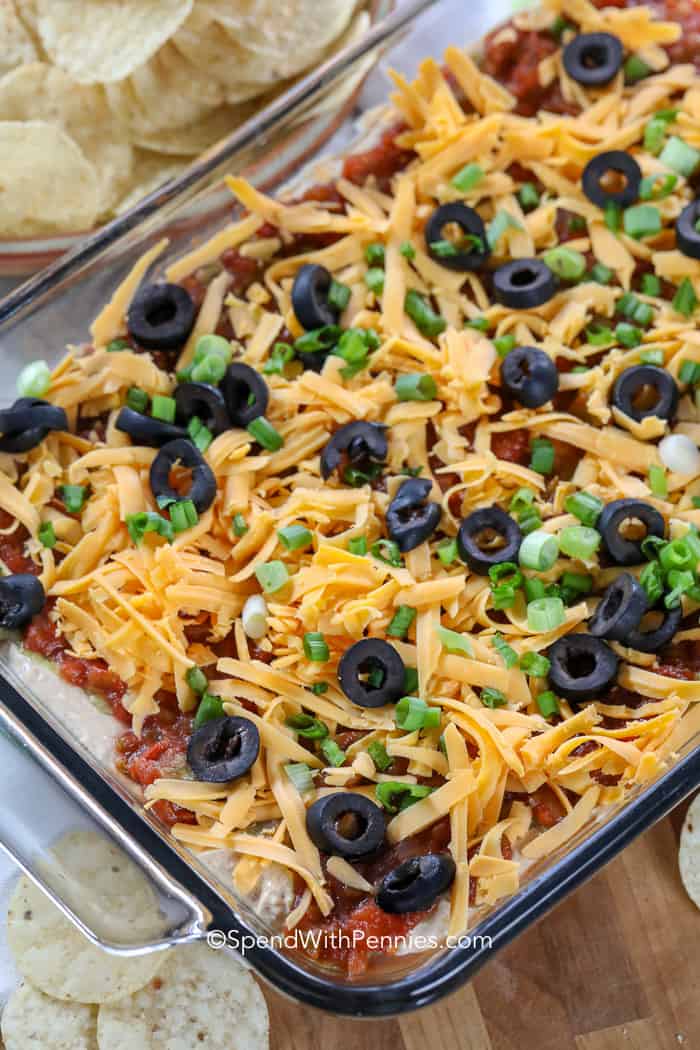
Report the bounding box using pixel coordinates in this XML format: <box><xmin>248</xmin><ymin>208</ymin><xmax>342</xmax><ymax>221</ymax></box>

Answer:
<box><xmin>114</xmin><ymin>150</ymin><xmax>188</xmax><ymax>215</ymax></box>
<box><xmin>679</xmin><ymin>793</ymin><xmax>700</xmax><ymax>910</ymax></box>
<box><xmin>0</xmin><ymin>63</ymin><xmax>133</xmax><ymax>215</ymax></box>
<box><xmin>7</xmin><ymin>831</ymin><xmax>167</xmax><ymax>1003</ymax></box>
<box><xmin>0</xmin><ymin>0</ymin><xmax>38</xmax><ymax>77</ymax></box>
<box><xmin>97</xmin><ymin>942</ymin><xmax>269</xmax><ymax>1050</ymax></box>
<box><xmin>1</xmin><ymin>984</ymin><xmax>98</xmax><ymax>1050</ymax></box>
<box><xmin>132</xmin><ymin>102</ymin><xmax>260</xmax><ymax>156</ymax></box>
<box><xmin>0</xmin><ymin>121</ymin><xmax>100</xmax><ymax>236</ymax></box>
<box><xmin>36</xmin><ymin>0</ymin><xmax>194</xmax><ymax>84</ymax></box>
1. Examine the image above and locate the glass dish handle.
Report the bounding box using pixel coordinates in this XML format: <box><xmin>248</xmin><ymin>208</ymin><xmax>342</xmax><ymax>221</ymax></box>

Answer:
<box><xmin>0</xmin><ymin>688</ymin><xmax>210</xmax><ymax>957</ymax></box>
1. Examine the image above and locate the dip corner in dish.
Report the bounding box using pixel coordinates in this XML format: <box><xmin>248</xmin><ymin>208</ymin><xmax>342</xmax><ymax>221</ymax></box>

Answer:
<box><xmin>1</xmin><ymin>0</ymin><xmax>699</xmax><ymax>980</ymax></box>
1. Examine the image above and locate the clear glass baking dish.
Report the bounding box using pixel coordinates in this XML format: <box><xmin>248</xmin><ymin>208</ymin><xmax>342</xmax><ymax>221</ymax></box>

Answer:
<box><xmin>0</xmin><ymin>0</ymin><xmax>698</xmax><ymax>1017</ymax></box>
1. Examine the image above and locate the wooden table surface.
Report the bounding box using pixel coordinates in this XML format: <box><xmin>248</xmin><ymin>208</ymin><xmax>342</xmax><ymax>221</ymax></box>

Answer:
<box><xmin>263</xmin><ymin>798</ymin><xmax>699</xmax><ymax>1050</ymax></box>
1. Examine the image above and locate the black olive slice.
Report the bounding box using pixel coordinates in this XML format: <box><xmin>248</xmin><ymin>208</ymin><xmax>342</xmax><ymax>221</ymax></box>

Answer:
<box><xmin>627</xmin><ymin>605</ymin><xmax>683</xmax><ymax>653</ymax></box>
<box><xmin>493</xmin><ymin>259</ymin><xmax>558</xmax><ymax>310</ymax></box>
<box><xmin>115</xmin><ymin>407</ymin><xmax>188</xmax><ymax>448</ymax></box>
<box><xmin>306</xmin><ymin>792</ymin><xmax>386</xmax><ymax>859</ymax></box>
<box><xmin>457</xmin><ymin>506</ymin><xmax>522</xmax><ymax>575</ymax></box>
<box><xmin>320</xmin><ymin>421</ymin><xmax>387</xmax><ymax>480</ymax></box>
<box><xmin>386</xmin><ymin>477</ymin><xmax>442</xmax><ymax>553</ymax></box>
<box><xmin>611</xmin><ymin>365</ymin><xmax>679</xmax><ymax>424</ymax></box>
<box><xmin>500</xmin><ymin>347</ymin><xmax>559</xmax><ymax>409</ymax></box>
<box><xmin>547</xmin><ymin>634</ymin><xmax>619</xmax><ymax>704</ymax></box>
<box><xmin>597</xmin><ymin>499</ymin><xmax>665</xmax><ymax>566</ymax></box>
<box><xmin>676</xmin><ymin>199</ymin><xmax>700</xmax><ymax>260</ymax></box>
<box><xmin>291</xmin><ymin>264</ymin><xmax>340</xmax><ymax>330</ymax></box>
<box><xmin>127</xmin><ymin>283</ymin><xmax>197</xmax><ymax>352</ymax></box>
<box><xmin>338</xmin><ymin>638</ymin><xmax>406</xmax><ymax>708</ymax></box>
<box><xmin>149</xmin><ymin>438</ymin><xmax>217</xmax><ymax>514</ymax></box>
<box><xmin>0</xmin><ymin>398</ymin><xmax>68</xmax><ymax>454</ymax></box>
<box><xmin>221</xmin><ymin>363</ymin><xmax>269</xmax><ymax>428</ymax></box>
<box><xmin>187</xmin><ymin>716</ymin><xmax>260</xmax><ymax>783</ymax></box>
<box><xmin>562</xmin><ymin>32</ymin><xmax>624</xmax><ymax>87</ymax></box>
<box><xmin>582</xmin><ymin>150</ymin><xmax>641</xmax><ymax>209</ymax></box>
<box><xmin>377</xmin><ymin>853</ymin><xmax>456</xmax><ymax>914</ymax></box>
<box><xmin>424</xmin><ymin>202</ymin><xmax>490</xmax><ymax>272</ymax></box>
<box><xmin>175</xmin><ymin>382</ymin><xmax>230</xmax><ymax>436</ymax></box>
<box><xmin>0</xmin><ymin>574</ymin><xmax>45</xmax><ymax>629</ymax></box>
<box><xmin>588</xmin><ymin>573</ymin><xmax>648</xmax><ymax>642</ymax></box>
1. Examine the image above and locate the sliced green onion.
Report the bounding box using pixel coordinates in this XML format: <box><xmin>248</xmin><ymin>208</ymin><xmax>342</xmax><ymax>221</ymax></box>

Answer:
<box><xmin>648</xmin><ymin>464</ymin><xmax>668</xmax><ymax>499</ymax></box>
<box><xmin>530</xmin><ymin>437</ymin><xmax>555</xmax><ymax>476</ymax></box>
<box><xmin>395</xmin><ymin>696</ymin><xmax>441</xmax><ymax>731</ymax></box>
<box><xmin>286</xmin><ymin>713</ymin><xmax>329</xmax><ymax>740</ymax></box>
<box><xmin>640</xmin><ymin>560</ymin><xmax>664</xmax><ymax>605</ymax></box>
<box><xmin>285</xmin><ymin>762</ymin><xmax>314</xmax><ymax>793</ymax></box>
<box><xmin>560</xmin><ymin>571</ymin><xmax>593</xmax><ymax>596</ymax></box>
<box><xmin>186</xmin><ymin>665</ymin><xmax>208</xmax><ymax>695</ymax></box>
<box><xmin>371</xmin><ymin>538</ymin><xmax>403</xmax><ymax>567</ymax></box>
<box><xmin>549</xmin><ymin>14</ymin><xmax>573</xmax><ymax>39</ymax></box>
<box><xmin>395</xmin><ymin>372</ymin><xmax>438</xmax><ymax>402</ymax></box>
<box><xmin>542</xmin><ymin>246</ymin><xmax>586</xmax><ymax>281</ymax></box>
<box><xmin>151</xmin><ymin>395</ymin><xmax>176</xmax><ymax>423</ymax></box>
<box><xmin>672</xmin><ymin>277</ymin><xmax>698</xmax><ymax>318</ymax></box>
<box><xmin>194</xmin><ymin>334</ymin><xmax>233</xmax><ymax>364</ymax></box>
<box><xmin>623</xmin><ymin>204</ymin><xmax>661</xmax><ymax>240</ymax></box>
<box><xmin>376</xmin><ymin>782</ymin><xmax>433</xmax><ymax>814</ymax></box>
<box><xmin>494</xmin><ymin>333</ymin><xmax>516</xmax><ymax>357</ymax></box>
<box><xmin>491</xmin><ymin>583</ymin><xmax>519</xmax><ymax>610</ymax></box>
<box><xmin>519</xmin><ymin>529</ymin><xmax>559</xmax><ymax>571</ymax></box>
<box><xmin>659</xmin><ymin>538</ymin><xmax>694</xmax><ymax>574</ymax></box>
<box><xmin>328</xmin><ymin>279</ymin><xmax>351</xmax><ymax>312</ymax></box>
<box><xmin>640</xmin><ymin>348</ymin><xmax>664</xmax><ymax>365</ymax></box>
<box><xmin>487</xmin><ymin>209</ymin><xmax>523</xmax><ymax>250</ymax></box>
<box><xmin>255</xmin><ymin>560</ymin><xmax>289</xmax><ymax>594</ymax></box>
<box><xmin>481</xmin><ymin>687</ymin><xmax>507</xmax><ymax>709</ymax></box>
<box><xmin>278</xmin><ymin>524</ymin><xmax>313</xmax><ymax>551</ymax></box>
<box><xmin>126</xmin><ymin>511</ymin><xmax>173</xmax><ymax>546</ymax></box>
<box><xmin>403</xmin><ymin>667</ymin><xmax>419</xmax><ymax>695</ymax></box>
<box><xmin>387</xmin><ymin>604</ymin><xmax>417</xmax><ymax>639</ymax></box>
<box><xmin>624</xmin><ymin>53</ymin><xmax>651</xmax><ymax>83</ymax></box>
<box><xmin>170</xmin><ymin>499</ymin><xmax>198</xmax><ymax>534</ymax></box>
<box><xmin>365</xmin><ymin>242</ymin><xmax>386</xmax><ymax>266</ymax></box>
<box><xmin>193</xmin><ymin>692</ymin><xmax>224</xmax><ymax>729</ymax></box>
<box><xmin>59</xmin><ymin>485</ymin><xmax>87</xmax><ymax>514</ymax></box>
<box><xmin>192</xmin><ymin>355</ymin><xmax>227</xmax><ymax>385</ymax></box>
<box><xmin>639</xmin><ymin>173</ymin><xmax>678</xmax><ymax>201</ymax></box>
<box><xmin>565</xmin><ymin>491</ymin><xmax>603</xmax><ymax>527</ymax></box>
<box><xmin>437</xmin><ymin>538</ymin><xmax>458</xmax><ymax>565</ymax></box>
<box><xmin>519</xmin><ymin>650</ymin><xmax>551</xmax><ymax>676</ymax></box>
<box><xmin>527</xmin><ymin>596</ymin><xmax>565</xmax><ymax>632</ymax></box>
<box><xmin>615</xmin><ymin>321</ymin><xmax>642</xmax><ymax>348</ymax></box>
<box><xmin>187</xmin><ymin>416</ymin><xmax>213</xmax><ymax>453</ymax></box>
<box><xmin>679</xmin><ymin>360</ymin><xmax>700</xmax><ymax>385</ymax></box>
<box><xmin>659</xmin><ymin>135</ymin><xmax>700</xmax><ymax>177</ymax></box>
<box><xmin>311</xmin><ymin>682</ymin><xmax>328</xmax><ymax>695</ymax></box>
<box><xmin>263</xmin><ymin>342</ymin><xmax>295</xmax><ymax>376</ymax></box>
<box><xmin>644</xmin><ymin>116</ymin><xmax>670</xmax><ymax>155</ymax></box>
<box><xmin>466</xmin><ymin>316</ymin><xmax>490</xmax><ymax>332</ymax></box>
<box><xmin>452</xmin><ymin>162</ymin><xmax>484</xmax><ymax>192</ymax></box>
<box><xmin>590</xmin><ymin>263</ymin><xmax>614</xmax><ymax>285</ymax></box>
<box><xmin>232</xmin><ymin>513</ymin><xmax>248</xmax><ymax>537</ymax></box>
<box><xmin>559</xmin><ymin>525</ymin><xmax>601</xmax><ymax>560</ymax></box>
<box><xmin>348</xmin><ymin>536</ymin><xmax>367</xmax><ymax>556</ymax></box>
<box><xmin>126</xmin><ymin>387</ymin><xmax>149</xmax><ymax>413</ymax></box>
<box><xmin>435</xmin><ymin>625</ymin><xmax>473</xmax><ymax>656</ymax></box>
<box><xmin>242</xmin><ymin>594</ymin><xmax>268</xmax><ymax>640</ymax></box>
<box><xmin>303</xmin><ymin>632</ymin><xmax>329</xmax><ymax>662</ymax></box>
<box><xmin>368</xmin><ymin>739</ymin><xmax>392</xmax><ymax>772</ymax></box>
<box><xmin>492</xmin><ymin>633</ymin><xmax>518</xmax><ymax>669</ymax></box>
<box><xmin>247</xmin><ymin>416</ymin><xmax>284</xmax><ymax>451</ymax></box>
<box><xmin>509</xmin><ymin>488</ymin><xmax>542</xmax><ymax>537</ymax></box>
<box><xmin>537</xmin><ymin>691</ymin><xmax>560</xmax><ymax>717</ymax></box>
<box><xmin>321</xmin><ymin>739</ymin><xmax>346</xmax><ymax>767</ymax></box>
<box><xmin>641</xmin><ymin>273</ymin><xmax>661</xmax><ymax>297</ymax></box>
<box><xmin>524</xmin><ymin>576</ymin><xmax>546</xmax><ymax>603</ymax></box>
<box><xmin>665</xmin><ymin>568</ymin><xmax>695</xmax><ymax>608</ymax></box>
<box><xmin>586</xmin><ymin>323</ymin><xmax>613</xmax><ymax>346</ymax></box>
<box><xmin>365</xmin><ymin>268</ymin><xmax>385</xmax><ymax>295</ymax></box>
<box><xmin>400</xmin><ymin>241</ymin><xmax>416</xmax><ymax>260</ymax></box>
<box><xmin>405</xmin><ymin>290</ymin><xmax>446</xmax><ymax>339</ymax></box>
<box><xmin>294</xmin><ymin>326</ymin><xmax>341</xmax><ymax>354</ymax></box>
<box><xmin>604</xmin><ymin>202</ymin><xmax>621</xmax><ymax>232</ymax></box>
<box><xmin>17</xmin><ymin>360</ymin><xmax>51</xmax><ymax>398</ymax></box>
<box><xmin>489</xmin><ymin>561</ymin><xmax>524</xmax><ymax>588</ymax></box>
<box><xmin>38</xmin><ymin>521</ymin><xmax>56</xmax><ymax>549</ymax></box>
<box><xmin>518</xmin><ymin>182</ymin><xmax>540</xmax><ymax>210</ymax></box>
<box><xmin>106</xmin><ymin>338</ymin><xmax>130</xmax><ymax>353</ymax></box>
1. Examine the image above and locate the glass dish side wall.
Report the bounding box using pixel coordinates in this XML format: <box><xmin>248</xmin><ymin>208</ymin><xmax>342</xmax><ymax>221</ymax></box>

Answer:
<box><xmin>0</xmin><ymin>0</ymin><xmax>698</xmax><ymax>1015</ymax></box>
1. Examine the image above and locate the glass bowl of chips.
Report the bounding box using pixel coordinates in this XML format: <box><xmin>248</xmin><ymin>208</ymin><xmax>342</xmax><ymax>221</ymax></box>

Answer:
<box><xmin>0</xmin><ymin>0</ymin><xmax>393</xmax><ymax>278</ymax></box>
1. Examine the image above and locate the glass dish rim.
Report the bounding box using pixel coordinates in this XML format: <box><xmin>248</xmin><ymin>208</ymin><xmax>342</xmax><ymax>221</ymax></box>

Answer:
<box><xmin>0</xmin><ymin>0</ymin><xmax>698</xmax><ymax>1015</ymax></box>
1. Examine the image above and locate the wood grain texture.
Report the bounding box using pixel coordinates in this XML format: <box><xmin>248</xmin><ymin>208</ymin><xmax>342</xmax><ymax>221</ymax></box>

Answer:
<box><xmin>264</xmin><ymin>808</ymin><xmax>699</xmax><ymax>1050</ymax></box>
